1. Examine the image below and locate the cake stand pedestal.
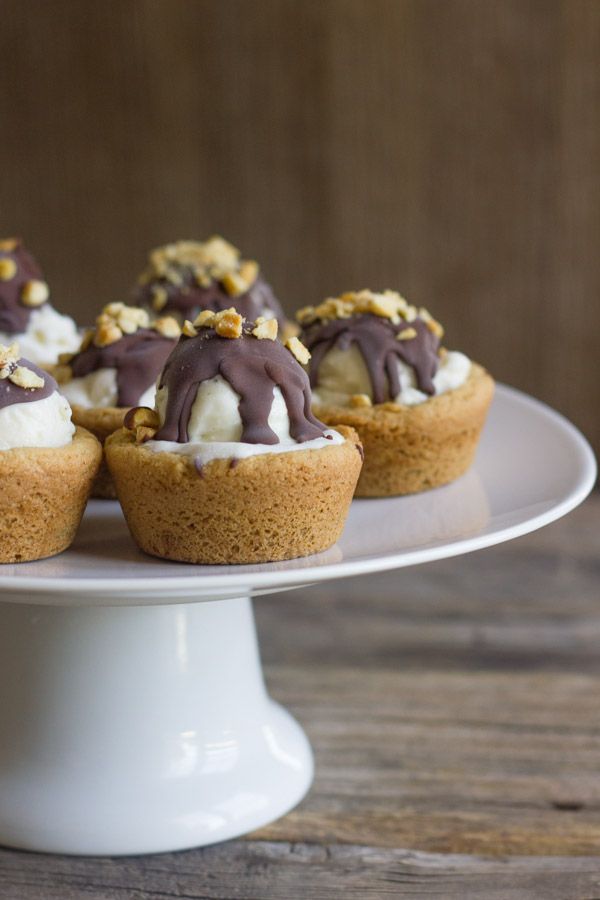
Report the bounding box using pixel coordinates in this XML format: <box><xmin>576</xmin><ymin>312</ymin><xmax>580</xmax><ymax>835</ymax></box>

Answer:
<box><xmin>0</xmin><ymin>597</ymin><xmax>311</xmax><ymax>856</ymax></box>
<box><xmin>0</xmin><ymin>385</ymin><xmax>595</xmax><ymax>856</ymax></box>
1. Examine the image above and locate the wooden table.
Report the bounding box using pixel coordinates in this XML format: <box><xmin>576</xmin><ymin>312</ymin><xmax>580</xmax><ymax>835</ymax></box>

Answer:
<box><xmin>1</xmin><ymin>495</ymin><xmax>599</xmax><ymax>899</ymax></box>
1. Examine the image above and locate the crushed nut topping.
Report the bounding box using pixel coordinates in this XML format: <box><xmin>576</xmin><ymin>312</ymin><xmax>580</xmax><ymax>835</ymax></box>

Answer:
<box><xmin>21</xmin><ymin>279</ymin><xmax>49</xmax><ymax>307</ymax></box>
<box><xmin>285</xmin><ymin>335</ymin><xmax>311</xmax><ymax>365</ymax></box>
<box><xmin>193</xmin><ymin>309</ymin><xmax>217</xmax><ymax>328</ymax></box>
<box><xmin>10</xmin><ymin>365</ymin><xmax>45</xmax><ymax>389</ymax></box>
<box><xmin>417</xmin><ymin>306</ymin><xmax>444</xmax><ymax>338</ymax></box>
<box><xmin>397</xmin><ymin>327</ymin><xmax>417</xmax><ymax>341</ymax></box>
<box><xmin>87</xmin><ymin>303</ymin><xmax>151</xmax><ymax>348</ymax></box>
<box><xmin>124</xmin><ymin>405</ymin><xmax>160</xmax><ymax>430</ymax></box>
<box><xmin>252</xmin><ymin>316</ymin><xmax>278</xmax><ymax>340</ymax></box>
<box><xmin>152</xmin><ymin>316</ymin><xmax>181</xmax><ymax>339</ymax></box>
<box><xmin>222</xmin><ymin>271</ymin><xmax>249</xmax><ymax>297</ymax></box>
<box><xmin>124</xmin><ymin>406</ymin><xmax>160</xmax><ymax>444</ymax></box>
<box><xmin>297</xmin><ymin>289</ymin><xmax>443</xmax><ymax>337</ymax></box>
<box><xmin>95</xmin><ymin>323</ymin><xmax>123</xmax><ymax>348</ymax></box>
<box><xmin>189</xmin><ymin>307</ymin><xmax>244</xmax><ymax>339</ymax></box>
<box><xmin>239</xmin><ymin>260</ymin><xmax>259</xmax><ymax>284</ymax></box>
<box><xmin>182</xmin><ymin>319</ymin><xmax>198</xmax><ymax>338</ymax></box>
<box><xmin>0</xmin><ymin>258</ymin><xmax>17</xmax><ymax>281</ymax></box>
<box><xmin>0</xmin><ymin>343</ymin><xmax>45</xmax><ymax>390</ymax></box>
<box><xmin>151</xmin><ymin>286</ymin><xmax>168</xmax><ymax>312</ymax></box>
<box><xmin>349</xmin><ymin>393</ymin><xmax>373</xmax><ymax>408</ymax></box>
<box><xmin>214</xmin><ymin>308</ymin><xmax>244</xmax><ymax>338</ymax></box>
<box><xmin>139</xmin><ymin>236</ymin><xmax>260</xmax><ymax>297</ymax></box>
<box><xmin>0</xmin><ymin>342</ymin><xmax>19</xmax><ymax>372</ymax></box>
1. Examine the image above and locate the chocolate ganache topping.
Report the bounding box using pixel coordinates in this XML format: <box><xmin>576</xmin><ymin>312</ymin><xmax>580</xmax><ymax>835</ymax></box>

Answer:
<box><xmin>135</xmin><ymin>237</ymin><xmax>285</xmax><ymax>328</ymax></box>
<box><xmin>58</xmin><ymin>303</ymin><xmax>180</xmax><ymax>408</ymax></box>
<box><xmin>154</xmin><ymin>308</ymin><xmax>326</xmax><ymax>445</ymax></box>
<box><xmin>0</xmin><ymin>343</ymin><xmax>54</xmax><ymax>410</ymax></box>
<box><xmin>298</xmin><ymin>291</ymin><xmax>444</xmax><ymax>404</ymax></box>
<box><xmin>0</xmin><ymin>238</ymin><xmax>50</xmax><ymax>335</ymax></box>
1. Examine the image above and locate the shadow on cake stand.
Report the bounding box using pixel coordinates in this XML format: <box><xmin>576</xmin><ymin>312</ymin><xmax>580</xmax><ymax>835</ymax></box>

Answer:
<box><xmin>0</xmin><ymin>385</ymin><xmax>595</xmax><ymax>855</ymax></box>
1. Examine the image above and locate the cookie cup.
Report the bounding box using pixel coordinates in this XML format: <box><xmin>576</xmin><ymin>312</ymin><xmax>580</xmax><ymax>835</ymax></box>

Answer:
<box><xmin>70</xmin><ymin>405</ymin><xmax>126</xmax><ymax>499</ymax></box>
<box><xmin>106</xmin><ymin>425</ymin><xmax>363</xmax><ymax>564</ymax></box>
<box><xmin>314</xmin><ymin>363</ymin><xmax>494</xmax><ymax>497</ymax></box>
<box><xmin>0</xmin><ymin>426</ymin><xmax>102</xmax><ymax>563</ymax></box>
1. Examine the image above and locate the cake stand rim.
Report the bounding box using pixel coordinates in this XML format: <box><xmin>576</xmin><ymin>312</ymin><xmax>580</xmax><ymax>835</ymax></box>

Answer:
<box><xmin>0</xmin><ymin>383</ymin><xmax>595</xmax><ymax>602</ymax></box>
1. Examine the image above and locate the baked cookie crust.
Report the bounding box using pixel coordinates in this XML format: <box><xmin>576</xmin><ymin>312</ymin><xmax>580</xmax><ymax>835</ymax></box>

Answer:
<box><xmin>313</xmin><ymin>363</ymin><xmax>494</xmax><ymax>497</ymax></box>
<box><xmin>0</xmin><ymin>426</ymin><xmax>102</xmax><ymax>563</ymax></box>
<box><xmin>70</xmin><ymin>404</ymin><xmax>126</xmax><ymax>499</ymax></box>
<box><xmin>106</xmin><ymin>425</ymin><xmax>363</xmax><ymax>564</ymax></box>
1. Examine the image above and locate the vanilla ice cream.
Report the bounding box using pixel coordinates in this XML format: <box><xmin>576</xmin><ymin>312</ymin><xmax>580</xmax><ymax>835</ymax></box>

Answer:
<box><xmin>61</xmin><ymin>367</ymin><xmax>156</xmax><ymax>410</ymax></box>
<box><xmin>312</xmin><ymin>343</ymin><xmax>472</xmax><ymax>407</ymax></box>
<box><xmin>150</xmin><ymin>374</ymin><xmax>343</xmax><ymax>463</ymax></box>
<box><xmin>0</xmin><ymin>343</ymin><xmax>75</xmax><ymax>450</ymax></box>
<box><xmin>0</xmin><ymin>303</ymin><xmax>81</xmax><ymax>368</ymax></box>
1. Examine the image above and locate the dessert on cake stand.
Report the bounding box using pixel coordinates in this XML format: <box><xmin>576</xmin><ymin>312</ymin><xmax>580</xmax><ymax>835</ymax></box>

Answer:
<box><xmin>0</xmin><ymin>384</ymin><xmax>594</xmax><ymax>856</ymax></box>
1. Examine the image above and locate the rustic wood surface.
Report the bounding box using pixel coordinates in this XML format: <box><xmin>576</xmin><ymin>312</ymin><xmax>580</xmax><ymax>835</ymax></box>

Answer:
<box><xmin>0</xmin><ymin>494</ymin><xmax>599</xmax><ymax>898</ymax></box>
<box><xmin>1</xmin><ymin>0</ymin><xmax>599</xmax><ymax>455</ymax></box>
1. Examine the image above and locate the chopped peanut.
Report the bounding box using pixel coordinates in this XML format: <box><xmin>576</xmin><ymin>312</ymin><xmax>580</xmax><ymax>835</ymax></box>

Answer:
<box><xmin>0</xmin><ymin>259</ymin><xmax>17</xmax><ymax>281</ymax></box>
<box><xmin>349</xmin><ymin>393</ymin><xmax>372</xmax><ymax>408</ymax></box>
<box><xmin>286</xmin><ymin>336</ymin><xmax>311</xmax><ymax>365</ymax></box>
<box><xmin>9</xmin><ymin>365</ymin><xmax>44</xmax><ymax>389</ymax></box>
<box><xmin>252</xmin><ymin>317</ymin><xmax>278</xmax><ymax>340</ymax></box>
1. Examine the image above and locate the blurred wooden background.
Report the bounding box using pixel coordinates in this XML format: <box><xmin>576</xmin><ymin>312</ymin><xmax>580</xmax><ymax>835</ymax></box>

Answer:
<box><xmin>1</xmin><ymin>0</ymin><xmax>598</xmax><ymax>456</ymax></box>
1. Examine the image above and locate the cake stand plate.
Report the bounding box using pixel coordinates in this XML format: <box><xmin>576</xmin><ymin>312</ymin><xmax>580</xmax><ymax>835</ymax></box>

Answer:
<box><xmin>0</xmin><ymin>385</ymin><xmax>595</xmax><ymax>856</ymax></box>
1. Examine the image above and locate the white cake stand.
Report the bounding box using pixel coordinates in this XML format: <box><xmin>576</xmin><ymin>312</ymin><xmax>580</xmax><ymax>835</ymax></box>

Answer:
<box><xmin>0</xmin><ymin>385</ymin><xmax>595</xmax><ymax>856</ymax></box>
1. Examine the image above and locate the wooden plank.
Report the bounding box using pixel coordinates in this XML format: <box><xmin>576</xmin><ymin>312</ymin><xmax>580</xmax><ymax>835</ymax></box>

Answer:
<box><xmin>1</xmin><ymin>841</ymin><xmax>600</xmax><ymax>899</ymax></box>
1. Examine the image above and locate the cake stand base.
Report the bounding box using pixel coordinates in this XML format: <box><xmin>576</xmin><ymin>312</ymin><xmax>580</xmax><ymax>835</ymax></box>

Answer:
<box><xmin>0</xmin><ymin>596</ymin><xmax>313</xmax><ymax>856</ymax></box>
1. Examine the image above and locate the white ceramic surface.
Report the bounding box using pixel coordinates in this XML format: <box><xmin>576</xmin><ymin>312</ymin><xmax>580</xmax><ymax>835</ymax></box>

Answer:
<box><xmin>0</xmin><ymin>385</ymin><xmax>594</xmax><ymax>856</ymax></box>
<box><xmin>0</xmin><ymin>597</ymin><xmax>313</xmax><ymax>855</ymax></box>
<box><xmin>0</xmin><ymin>385</ymin><xmax>595</xmax><ymax>605</ymax></box>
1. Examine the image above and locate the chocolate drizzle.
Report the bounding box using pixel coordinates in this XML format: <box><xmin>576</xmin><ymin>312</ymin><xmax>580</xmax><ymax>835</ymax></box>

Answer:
<box><xmin>70</xmin><ymin>328</ymin><xmax>177</xmax><ymax>408</ymax></box>
<box><xmin>0</xmin><ymin>359</ymin><xmax>55</xmax><ymax>410</ymax></box>
<box><xmin>0</xmin><ymin>241</ymin><xmax>47</xmax><ymax>335</ymax></box>
<box><xmin>137</xmin><ymin>273</ymin><xmax>286</xmax><ymax>328</ymax></box>
<box><xmin>155</xmin><ymin>328</ymin><xmax>327</xmax><ymax>445</ymax></box>
<box><xmin>301</xmin><ymin>314</ymin><xmax>441</xmax><ymax>404</ymax></box>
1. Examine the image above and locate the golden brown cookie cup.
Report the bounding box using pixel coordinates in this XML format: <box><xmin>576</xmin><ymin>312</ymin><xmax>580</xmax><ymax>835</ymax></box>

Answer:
<box><xmin>70</xmin><ymin>405</ymin><xmax>127</xmax><ymax>499</ymax></box>
<box><xmin>106</xmin><ymin>425</ymin><xmax>363</xmax><ymax>564</ymax></box>
<box><xmin>313</xmin><ymin>363</ymin><xmax>494</xmax><ymax>497</ymax></box>
<box><xmin>0</xmin><ymin>426</ymin><xmax>102</xmax><ymax>563</ymax></box>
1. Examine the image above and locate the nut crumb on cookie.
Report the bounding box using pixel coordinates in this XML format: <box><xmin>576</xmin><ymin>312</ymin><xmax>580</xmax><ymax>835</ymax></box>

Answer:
<box><xmin>124</xmin><ymin>406</ymin><xmax>160</xmax><ymax>444</ymax></box>
<box><xmin>0</xmin><ymin>258</ymin><xmax>17</xmax><ymax>281</ymax></box>
<box><xmin>138</xmin><ymin>237</ymin><xmax>260</xmax><ymax>295</ymax></box>
<box><xmin>252</xmin><ymin>317</ymin><xmax>278</xmax><ymax>340</ymax></box>
<box><xmin>397</xmin><ymin>327</ymin><xmax>417</xmax><ymax>341</ymax></box>
<box><xmin>182</xmin><ymin>319</ymin><xmax>198</xmax><ymax>338</ymax></box>
<box><xmin>21</xmin><ymin>279</ymin><xmax>50</xmax><ymax>308</ymax></box>
<box><xmin>152</xmin><ymin>316</ymin><xmax>181</xmax><ymax>339</ymax></box>
<box><xmin>349</xmin><ymin>393</ymin><xmax>372</xmax><ymax>408</ymax></box>
<box><xmin>297</xmin><ymin>289</ymin><xmax>443</xmax><ymax>336</ymax></box>
<box><xmin>285</xmin><ymin>335</ymin><xmax>311</xmax><ymax>365</ymax></box>
<box><xmin>0</xmin><ymin>343</ymin><xmax>45</xmax><ymax>390</ymax></box>
<box><xmin>9</xmin><ymin>365</ymin><xmax>45</xmax><ymax>389</ymax></box>
<box><xmin>214</xmin><ymin>308</ymin><xmax>244</xmax><ymax>339</ymax></box>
